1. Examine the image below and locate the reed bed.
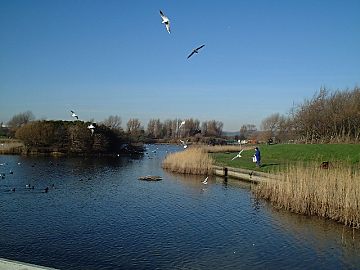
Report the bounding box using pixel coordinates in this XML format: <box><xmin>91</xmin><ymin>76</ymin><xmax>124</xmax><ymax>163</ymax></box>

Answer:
<box><xmin>253</xmin><ymin>163</ymin><xmax>360</xmax><ymax>228</ymax></box>
<box><xmin>0</xmin><ymin>141</ymin><xmax>24</xmax><ymax>154</ymax></box>
<box><xmin>162</xmin><ymin>147</ymin><xmax>214</xmax><ymax>175</ymax></box>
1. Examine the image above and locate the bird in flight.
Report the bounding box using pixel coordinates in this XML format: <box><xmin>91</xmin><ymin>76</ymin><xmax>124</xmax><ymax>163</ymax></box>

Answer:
<box><xmin>231</xmin><ymin>149</ymin><xmax>244</xmax><ymax>160</ymax></box>
<box><xmin>70</xmin><ymin>110</ymin><xmax>79</xmax><ymax>120</ymax></box>
<box><xmin>87</xmin><ymin>123</ymin><xmax>95</xmax><ymax>135</ymax></box>
<box><xmin>179</xmin><ymin>120</ymin><xmax>185</xmax><ymax>129</ymax></box>
<box><xmin>202</xmin><ymin>176</ymin><xmax>208</xmax><ymax>185</ymax></box>
<box><xmin>159</xmin><ymin>10</ymin><xmax>170</xmax><ymax>34</ymax></box>
<box><xmin>180</xmin><ymin>139</ymin><xmax>188</xmax><ymax>149</ymax></box>
<box><xmin>187</xmin><ymin>44</ymin><xmax>205</xmax><ymax>59</ymax></box>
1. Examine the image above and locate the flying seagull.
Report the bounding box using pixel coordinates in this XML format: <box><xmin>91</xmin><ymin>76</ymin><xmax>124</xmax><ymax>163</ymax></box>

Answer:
<box><xmin>70</xmin><ymin>110</ymin><xmax>78</xmax><ymax>120</ymax></box>
<box><xmin>180</xmin><ymin>139</ymin><xmax>188</xmax><ymax>149</ymax></box>
<box><xmin>202</xmin><ymin>176</ymin><xmax>208</xmax><ymax>185</ymax></box>
<box><xmin>179</xmin><ymin>120</ymin><xmax>185</xmax><ymax>129</ymax></box>
<box><xmin>87</xmin><ymin>123</ymin><xmax>95</xmax><ymax>135</ymax></box>
<box><xmin>187</xmin><ymin>44</ymin><xmax>205</xmax><ymax>59</ymax></box>
<box><xmin>231</xmin><ymin>149</ymin><xmax>244</xmax><ymax>160</ymax></box>
<box><xmin>159</xmin><ymin>10</ymin><xmax>170</xmax><ymax>33</ymax></box>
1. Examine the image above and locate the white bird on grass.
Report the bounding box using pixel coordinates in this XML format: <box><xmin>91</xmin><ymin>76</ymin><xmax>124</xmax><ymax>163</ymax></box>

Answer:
<box><xmin>187</xmin><ymin>44</ymin><xmax>205</xmax><ymax>59</ymax></box>
<box><xmin>70</xmin><ymin>110</ymin><xmax>78</xmax><ymax>120</ymax></box>
<box><xmin>180</xmin><ymin>139</ymin><xmax>188</xmax><ymax>149</ymax></box>
<box><xmin>202</xmin><ymin>176</ymin><xmax>208</xmax><ymax>185</ymax></box>
<box><xmin>159</xmin><ymin>10</ymin><xmax>171</xmax><ymax>33</ymax></box>
<box><xmin>231</xmin><ymin>149</ymin><xmax>244</xmax><ymax>160</ymax></box>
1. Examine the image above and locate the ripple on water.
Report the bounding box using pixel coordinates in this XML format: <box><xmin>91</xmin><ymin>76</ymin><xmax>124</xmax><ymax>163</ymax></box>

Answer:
<box><xmin>0</xmin><ymin>150</ymin><xmax>360</xmax><ymax>270</ymax></box>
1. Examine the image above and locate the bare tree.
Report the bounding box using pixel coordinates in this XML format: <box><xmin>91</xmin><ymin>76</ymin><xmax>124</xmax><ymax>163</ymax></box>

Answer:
<box><xmin>201</xmin><ymin>121</ymin><xmax>208</xmax><ymax>136</ymax></box>
<box><xmin>162</xmin><ymin>119</ymin><xmax>174</xmax><ymax>139</ymax></box>
<box><xmin>147</xmin><ymin>119</ymin><xmax>163</xmax><ymax>138</ymax></box>
<box><xmin>239</xmin><ymin>124</ymin><xmax>257</xmax><ymax>140</ymax></box>
<box><xmin>102</xmin><ymin>115</ymin><xmax>122</xmax><ymax>131</ymax></box>
<box><xmin>7</xmin><ymin>111</ymin><xmax>35</xmax><ymax>137</ymax></box>
<box><xmin>260</xmin><ymin>113</ymin><xmax>281</xmax><ymax>141</ymax></box>
<box><xmin>202</xmin><ymin>120</ymin><xmax>223</xmax><ymax>137</ymax></box>
<box><xmin>180</xmin><ymin>118</ymin><xmax>201</xmax><ymax>137</ymax></box>
<box><xmin>7</xmin><ymin>111</ymin><xmax>35</xmax><ymax>129</ymax></box>
<box><xmin>127</xmin><ymin>118</ymin><xmax>142</xmax><ymax>135</ymax></box>
<box><xmin>261</xmin><ymin>86</ymin><xmax>360</xmax><ymax>143</ymax></box>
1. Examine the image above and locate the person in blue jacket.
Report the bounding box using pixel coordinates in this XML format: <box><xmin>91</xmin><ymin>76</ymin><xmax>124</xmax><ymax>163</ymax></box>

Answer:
<box><xmin>254</xmin><ymin>147</ymin><xmax>261</xmax><ymax>167</ymax></box>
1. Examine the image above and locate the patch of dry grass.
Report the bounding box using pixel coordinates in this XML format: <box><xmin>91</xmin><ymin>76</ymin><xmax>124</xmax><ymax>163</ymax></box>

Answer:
<box><xmin>162</xmin><ymin>147</ymin><xmax>213</xmax><ymax>175</ymax></box>
<box><xmin>253</xmin><ymin>163</ymin><xmax>360</xmax><ymax>228</ymax></box>
<box><xmin>0</xmin><ymin>140</ymin><xmax>24</xmax><ymax>154</ymax></box>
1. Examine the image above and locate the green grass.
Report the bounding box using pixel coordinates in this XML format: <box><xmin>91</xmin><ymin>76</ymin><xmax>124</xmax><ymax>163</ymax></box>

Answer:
<box><xmin>212</xmin><ymin>144</ymin><xmax>360</xmax><ymax>172</ymax></box>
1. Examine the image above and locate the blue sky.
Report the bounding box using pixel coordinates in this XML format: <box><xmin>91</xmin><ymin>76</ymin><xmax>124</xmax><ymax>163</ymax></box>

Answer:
<box><xmin>1</xmin><ymin>0</ymin><xmax>359</xmax><ymax>131</ymax></box>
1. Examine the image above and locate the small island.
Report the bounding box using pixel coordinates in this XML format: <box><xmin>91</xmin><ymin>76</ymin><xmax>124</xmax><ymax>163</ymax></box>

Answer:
<box><xmin>138</xmin><ymin>175</ymin><xmax>163</xmax><ymax>181</ymax></box>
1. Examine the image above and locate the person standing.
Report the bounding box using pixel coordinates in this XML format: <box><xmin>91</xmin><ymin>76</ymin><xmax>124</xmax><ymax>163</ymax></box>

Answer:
<box><xmin>254</xmin><ymin>147</ymin><xmax>261</xmax><ymax>167</ymax></box>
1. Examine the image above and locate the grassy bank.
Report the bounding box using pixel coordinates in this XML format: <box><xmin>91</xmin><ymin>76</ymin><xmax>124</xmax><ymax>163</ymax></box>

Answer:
<box><xmin>162</xmin><ymin>147</ymin><xmax>213</xmax><ymax>174</ymax></box>
<box><xmin>253</xmin><ymin>163</ymin><xmax>360</xmax><ymax>228</ymax></box>
<box><xmin>163</xmin><ymin>143</ymin><xmax>360</xmax><ymax>228</ymax></box>
<box><xmin>212</xmin><ymin>144</ymin><xmax>360</xmax><ymax>172</ymax></box>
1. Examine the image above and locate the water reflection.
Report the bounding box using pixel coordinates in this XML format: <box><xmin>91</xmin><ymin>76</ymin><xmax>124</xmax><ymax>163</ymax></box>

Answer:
<box><xmin>262</xmin><ymin>203</ymin><xmax>360</xmax><ymax>268</ymax></box>
<box><xmin>0</xmin><ymin>147</ymin><xmax>359</xmax><ymax>270</ymax></box>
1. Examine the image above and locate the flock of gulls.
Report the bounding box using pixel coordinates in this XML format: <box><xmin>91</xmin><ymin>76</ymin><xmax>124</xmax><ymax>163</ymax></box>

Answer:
<box><xmin>1</xmin><ymin>10</ymin><xmax>210</xmax><ymax>191</ymax></box>
<box><xmin>159</xmin><ymin>10</ymin><xmax>205</xmax><ymax>59</ymax></box>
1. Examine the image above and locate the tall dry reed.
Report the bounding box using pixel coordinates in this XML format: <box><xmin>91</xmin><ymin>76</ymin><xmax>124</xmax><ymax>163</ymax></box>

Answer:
<box><xmin>254</xmin><ymin>163</ymin><xmax>360</xmax><ymax>228</ymax></box>
<box><xmin>0</xmin><ymin>141</ymin><xmax>24</xmax><ymax>154</ymax></box>
<box><xmin>162</xmin><ymin>147</ymin><xmax>213</xmax><ymax>175</ymax></box>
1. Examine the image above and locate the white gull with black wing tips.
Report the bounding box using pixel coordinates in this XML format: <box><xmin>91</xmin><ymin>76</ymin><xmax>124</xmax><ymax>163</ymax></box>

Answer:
<box><xmin>202</xmin><ymin>176</ymin><xmax>208</xmax><ymax>185</ymax></box>
<box><xmin>159</xmin><ymin>10</ymin><xmax>171</xmax><ymax>34</ymax></box>
<box><xmin>187</xmin><ymin>44</ymin><xmax>205</xmax><ymax>59</ymax></box>
<box><xmin>70</xmin><ymin>110</ymin><xmax>79</xmax><ymax>120</ymax></box>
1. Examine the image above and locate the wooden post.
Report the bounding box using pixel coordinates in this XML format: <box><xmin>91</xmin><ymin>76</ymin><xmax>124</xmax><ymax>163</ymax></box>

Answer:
<box><xmin>224</xmin><ymin>167</ymin><xmax>228</xmax><ymax>177</ymax></box>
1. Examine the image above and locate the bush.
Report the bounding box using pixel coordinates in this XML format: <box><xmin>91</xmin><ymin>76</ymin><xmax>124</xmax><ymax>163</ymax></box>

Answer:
<box><xmin>15</xmin><ymin>120</ymin><xmax>127</xmax><ymax>155</ymax></box>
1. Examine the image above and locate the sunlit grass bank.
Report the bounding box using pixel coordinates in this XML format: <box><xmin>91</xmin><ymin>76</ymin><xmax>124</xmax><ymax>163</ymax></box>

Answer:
<box><xmin>162</xmin><ymin>147</ymin><xmax>213</xmax><ymax>174</ymax></box>
<box><xmin>253</xmin><ymin>163</ymin><xmax>360</xmax><ymax>228</ymax></box>
<box><xmin>163</xmin><ymin>143</ymin><xmax>360</xmax><ymax>228</ymax></box>
<box><xmin>212</xmin><ymin>144</ymin><xmax>360</xmax><ymax>172</ymax></box>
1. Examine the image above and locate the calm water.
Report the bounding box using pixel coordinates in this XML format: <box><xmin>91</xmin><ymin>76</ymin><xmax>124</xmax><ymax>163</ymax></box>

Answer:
<box><xmin>0</xmin><ymin>145</ymin><xmax>359</xmax><ymax>270</ymax></box>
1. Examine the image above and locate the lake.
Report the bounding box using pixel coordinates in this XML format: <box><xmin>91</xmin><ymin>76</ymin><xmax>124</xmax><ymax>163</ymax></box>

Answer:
<box><xmin>0</xmin><ymin>144</ymin><xmax>359</xmax><ymax>270</ymax></box>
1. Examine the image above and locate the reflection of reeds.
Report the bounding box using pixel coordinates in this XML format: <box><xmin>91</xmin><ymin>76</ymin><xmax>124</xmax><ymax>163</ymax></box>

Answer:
<box><xmin>253</xmin><ymin>163</ymin><xmax>360</xmax><ymax>228</ymax></box>
<box><xmin>162</xmin><ymin>147</ymin><xmax>213</xmax><ymax>175</ymax></box>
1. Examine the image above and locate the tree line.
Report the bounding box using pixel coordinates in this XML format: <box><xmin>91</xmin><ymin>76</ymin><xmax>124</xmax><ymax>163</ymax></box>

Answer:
<box><xmin>99</xmin><ymin>116</ymin><xmax>224</xmax><ymax>142</ymax></box>
<box><xmin>260</xmin><ymin>87</ymin><xmax>360</xmax><ymax>143</ymax></box>
<box><xmin>146</xmin><ymin>118</ymin><xmax>223</xmax><ymax>139</ymax></box>
<box><xmin>0</xmin><ymin>113</ymin><xmax>226</xmax><ymax>153</ymax></box>
<box><xmin>3</xmin><ymin>86</ymin><xmax>358</xmax><ymax>146</ymax></box>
